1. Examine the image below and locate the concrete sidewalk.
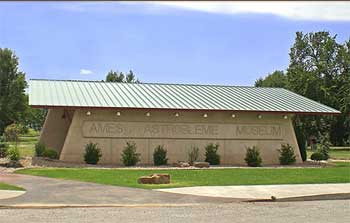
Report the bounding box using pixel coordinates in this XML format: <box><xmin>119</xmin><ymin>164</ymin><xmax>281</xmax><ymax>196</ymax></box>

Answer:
<box><xmin>156</xmin><ymin>183</ymin><xmax>350</xmax><ymax>200</ymax></box>
<box><xmin>0</xmin><ymin>190</ymin><xmax>25</xmax><ymax>200</ymax></box>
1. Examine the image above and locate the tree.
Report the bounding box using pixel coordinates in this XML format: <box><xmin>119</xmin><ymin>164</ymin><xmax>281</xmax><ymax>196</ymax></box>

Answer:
<box><xmin>287</xmin><ymin>31</ymin><xmax>350</xmax><ymax>146</ymax></box>
<box><xmin>106</xmin><ymin>69</ymin><xmax>140</xmax><ymax>83</ymax></box>
<box><xmin>0</xmin><ymin>48</ymin><xmax>27</xmax><ymax>135</ymax></box>
<box><xmin>255</xmin><ymin>70</ymin><xmax>287</xmax><ymax>88</ymax></box>
<box><xmin>20</xmin><ymin>95</ymin><xmax>47</xmax><ymax>131</ymax></box>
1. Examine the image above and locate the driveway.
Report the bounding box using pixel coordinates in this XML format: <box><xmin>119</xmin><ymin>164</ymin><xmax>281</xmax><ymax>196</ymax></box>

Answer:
<box><xmin>0</xmin><ymin>173</ymin><xmax>237</xmax><ymax>206</ymax></box>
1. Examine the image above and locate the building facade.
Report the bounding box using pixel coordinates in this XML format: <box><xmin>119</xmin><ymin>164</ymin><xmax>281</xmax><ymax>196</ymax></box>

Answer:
<box><xmin>29</xmin><ymin>79</ymin><xmax>340</xmax><ymax>165</ymax></box>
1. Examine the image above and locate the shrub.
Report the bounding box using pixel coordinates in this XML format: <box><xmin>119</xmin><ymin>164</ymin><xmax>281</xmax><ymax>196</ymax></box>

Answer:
<box><xmin>7</xmin><ymin>147</ymin><xmax>20</xmax><ymax>161</ymax></box>
<box><xmin>121</xmin><ymin>141</ymin><xmax>140</xmax><ymax>166</ymax></box>
<box><xmin>188</xmin><ymin>146</ymin><xmax>199</xmax><ymax>165</ymax></box>
<box><xmin>244</xmin><ymin>146</ymin><xmax>262</xmax><ymax>167</ymax></box>
<box><xmin>35</xmin><ymin>142</ymin><xmax>46</xmax><ymax>157</ymax></box>
<box><xmin>153</xmin><ymin>145</ymin><xmax>168</xmax><ymax>166</ymax></box>
<box><xmin>310</xmin><ymin>152</ymin><xmax>325</xmax><ymax>161</ymax></box>
<box><xmin>278</xmin><ymin>144</ymin><xmax>296</xmax><ymax>165</ymax></box>
<box><xmin>318</xmin><ymin>140</ymin><xmax>330</xmax><ymax>160</ymax></box>
<box><xmin>84</xmin><ymin>142</ymin><xmax>102</xmax><ymax>165</ymax></box>
<box><xmin>204</xmin><ymin>143</ymin><xmax>220</xmax><ymax>165</ymax></box>
<box><xmin>43</xmin><ymin>149</ymin><xmax>59</xmax><ymax>159</ymax></box>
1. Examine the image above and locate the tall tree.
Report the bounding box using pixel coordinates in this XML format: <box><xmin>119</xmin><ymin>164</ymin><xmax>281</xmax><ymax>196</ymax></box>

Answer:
<box><xmin>0</xmin><ymin>48</ymin><xmax>27</xmax><ymax>135</ymax></box>
<box><xmin>255</xmin><ymin>70</ymin><xmax>287</xmax><ymax>88</ymax></box>
<box><xmin>106</xmin><ymin>69</ymin><xmax>140</xmax><ymax>83</ymax></box>
<box><xmin>287</xmin><ymin>31</ymin><xmax>350</xmax><ymax>146</ymax></box>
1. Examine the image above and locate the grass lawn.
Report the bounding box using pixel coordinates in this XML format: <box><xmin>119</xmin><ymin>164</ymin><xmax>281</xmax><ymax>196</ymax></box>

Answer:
<box><xmin>0</xmin><ymin>182</ymin><xmax>24</xmax><ymax>191</ymax></box>
<box><xmin>16</xmin><ymin>163</ymin><xmax>350</xmax><ymax>189</ymax></box>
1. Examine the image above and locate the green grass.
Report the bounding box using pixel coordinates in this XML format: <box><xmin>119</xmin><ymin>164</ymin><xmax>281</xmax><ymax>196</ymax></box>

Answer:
<box><xmin>0</xmin><ymin>182</ymin><xmax>24</xmax><ymax>191</ymax></box>
<box><xmin>16</xmin><ymin>163</ymin><xmax>350</xmax><ymax>189</ymax></box>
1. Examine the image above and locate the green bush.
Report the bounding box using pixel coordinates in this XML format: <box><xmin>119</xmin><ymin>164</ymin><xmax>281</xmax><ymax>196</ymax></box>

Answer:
<box><xmin>35</xmin><ymin>142</ymin><xmax>46</xmax><ymax>157</ymax></box>
<box><xmin>310</xmin><ymin>152</ymin><xmax>326</xmax><ymax>161</ymax></box>
<box><xmin>244</xmin><ymin>146</ymin><xmax>262</xmax><ymax>167</ymax></box>
<box><xmin>43</xmin><ymin>149</ymin><xmax>59</xmax><ymax>159</ymax></box>
<box><xmin>153</xmin><ymin>145</ymin><xmax>168</xmax><ymax>166</ymax></box>
<box><xmin>204</xmin><ymin>143</ymin><xmax>220</xmax><ymax>165</ymax></box>
<box><xmin>188</xmin><ymin>146</ymin><xmax>199</xmax><ymax>165</ymax></box>
<box><xmin>121</xmin><ymin>141</ymin><xmax>140</xmax><ymax>166</ymax></box>
<box><xmin>84</xmin><ymin>142</ymin><xmax>102</xmax><ymax>165</ymax></box>
<box><xmin>318</xmin><ymin>141</ymin><xmax>330</xmax><ymax>160</ymax></box>
<box><xmin>7</xmin><ymin>147</ymin><xmax>20</xmax><ymax>161</ymax></box>
<box><xmin>278</xmin><ymin>144</ymin><xmax>296</xmax><ymax>165</ymax></box>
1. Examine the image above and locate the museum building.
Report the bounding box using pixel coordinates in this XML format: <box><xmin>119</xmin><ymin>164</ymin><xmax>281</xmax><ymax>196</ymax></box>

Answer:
<box><xmin>29</xmin><ymin>79</ymin><xmax>340</xmax><ymax>165</ymax></box>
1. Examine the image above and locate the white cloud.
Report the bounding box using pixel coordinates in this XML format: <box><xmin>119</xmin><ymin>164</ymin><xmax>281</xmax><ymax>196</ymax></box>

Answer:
<box><xmin>80</xmin><ymin>69</ymin><xmax>93</xmax><ymax>75</ymax></box>
<box><xmin>146</xmin><ymin>1</ymin><xmax>350</xmax><ymax>21</ymax></box>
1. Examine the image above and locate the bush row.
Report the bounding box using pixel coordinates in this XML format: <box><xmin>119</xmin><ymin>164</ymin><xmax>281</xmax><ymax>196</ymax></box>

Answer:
<box><xmin>83</xmin><ymin>142</ymin><xmax>299</xmax><ymax>167</ymax></box>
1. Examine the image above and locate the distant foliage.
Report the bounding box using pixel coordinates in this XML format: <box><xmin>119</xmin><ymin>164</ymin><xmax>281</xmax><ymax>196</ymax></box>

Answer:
<box><xmin>245</xmin><ymin>146</ymin><xmax>262</xmax><ymax>167</ymax></box>
<box><xmin>121</xmin><ymin>141</ymin><xmax>140</xmax><ymax>166</ymax></box>
<box><xmin>188</xmin><ymin>146</ymin><xmax>199</xmax><ymax>165</ymax></box>
<box><xmin>4</xmin><ymin>123</ymin><xmax>24</xmax><ymax>142</ymax></box>
<box><xmin>7</xmin><ymin>147</ymin><xmax>20</xmax><ymax>161</ymax></box>
<box><xmin>84</xmin><ymin>142</ymin><xmax>102</xmax><ymax>165</ymax></box>
<box><xmin>0</xmin><ymin>136</ymin><xmax>8</xmax><ymax>158</ymax></box>
<box><xmin>204</xmin><ymin>143</ymin><xmax>220</xmax><ymax>165</ymax></box>
<box><xmin>278</xmin><ymin>144</ymin><xmax>296</xmax><ymax>165</ymax></box>
<box><xmin>153</xmin><ymin>145</ymin><xmax>168</xmax><ymax>166</ymax></box>
<box><xmin>106</xmin><ymin>70</ymin><xmax>140</xmax><ymax>83</ymax></box>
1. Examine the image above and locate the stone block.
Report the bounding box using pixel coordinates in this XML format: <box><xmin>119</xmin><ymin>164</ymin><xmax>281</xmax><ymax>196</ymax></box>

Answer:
<box><xmin>138</xmin><ymin>173</ymin><xmax>170</xmax><ymax>184</ymax></box>
<box><xmin>193</xmin><ymin>162</ymin><xmax>210</xmax><ymax>168</ymax></box>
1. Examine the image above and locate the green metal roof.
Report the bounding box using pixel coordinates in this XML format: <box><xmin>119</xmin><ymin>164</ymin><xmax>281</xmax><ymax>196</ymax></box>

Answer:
<box><xmin>28</xmin><ymin>79</ymin><xmax>340</xmax><ymax>114</ymax></box>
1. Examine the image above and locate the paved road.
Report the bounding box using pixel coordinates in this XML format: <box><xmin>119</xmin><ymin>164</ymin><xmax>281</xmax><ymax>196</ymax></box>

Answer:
<box><xmin>0</xmin><ymin>174</ymin><xmax>237</xmax><ymax>205</ymax></box>
<box><xmin>0</xmin><ymin>200</ymin><xmax>349</xmax><ymax>223</ymax></box>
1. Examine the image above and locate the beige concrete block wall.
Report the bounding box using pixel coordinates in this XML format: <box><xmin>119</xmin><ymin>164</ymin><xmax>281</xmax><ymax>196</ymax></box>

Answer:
<box><xmin>39</xmin><ymin>109</ymin><xmax>74</xmax><ymax>154</ymax></box>
<box><xmin>59</xmin><ymin>109</ymin><xmax>302</xmax><ymax>165</ymax></box>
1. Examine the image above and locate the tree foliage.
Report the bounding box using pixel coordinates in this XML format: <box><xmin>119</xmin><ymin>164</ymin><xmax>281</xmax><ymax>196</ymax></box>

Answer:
<box><xmin>256</xmin><ymin>31</ymin><xmax>350</xmax><ymax>146</ymax></box>
<box><xmin>255</xmin><ymin>70</ymin><xmax>287</xmax><ymax>88</ymax></box>
<box><xmin>0</xmin><ymin>48</ymin><xmax>27</xmax><ymax>135</ymax></box>
<box><xmin>106</xmin><ymin>69</ymin><xmax>140</xmax><ymax>83</ymax></box>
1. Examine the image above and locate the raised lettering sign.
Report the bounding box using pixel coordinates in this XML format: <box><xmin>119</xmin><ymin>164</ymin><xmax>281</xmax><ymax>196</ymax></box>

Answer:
<box><xmin>82</xmin><ymin>121</ymin><xmax>283</xmax><ymax>139</ymax></box>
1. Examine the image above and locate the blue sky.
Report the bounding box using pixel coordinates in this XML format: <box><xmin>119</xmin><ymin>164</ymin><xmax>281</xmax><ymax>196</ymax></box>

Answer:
<box><xmin>0</xmin><ymin>1</ymin><xmax>349</xmax><ymax>86</ymax></box>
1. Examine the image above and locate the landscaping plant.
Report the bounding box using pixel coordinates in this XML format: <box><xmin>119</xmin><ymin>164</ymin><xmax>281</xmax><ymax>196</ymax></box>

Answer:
<box><xmin>35</xmin><ymin>142</ymin><xmax>46</xmax><ymax>157</ymax></box>
<box><xmin>188</xmin><ymin>146</ymin><xmax>199</xmax><ymax>165</ymax></box>
<box><xmin>43</xmin><ymin>149</ymin><xmax>59</xmax><ymax>159</ymax></box>
<box><xmin>7</xmin><ymin>147</ymin><xmax>20</xmax><ymax>161</ymax></box>
<box><xmin>84</xmin><ymin>142</ymin><xmax>102</xmax><ymax>165</ymax></box>
<box><xmin>310</xmin><ymin>152</ymin><xmax>325</xmax><ymax>162</ymax></box>
<box><xmin>153</xmin><ymin>145</ymin><xmax>168</xmax><ymax>166</ymax></box>
<box><xmin>245</xmin><ymin>146</ymin><xmax>262</xmax><ymax>167</ymax></box>
<box><xmin>121</xmin><ymin>141</ymin><xmax>140</xmax><ymax>166</ymax></box>
<box><xmin>204</xmin><ymin>143</ymin><xmax>220</xmax><ymax>165</ymax></box>
<box><xmin>278</xmin><ymin>144</ymin><xmax>296</xmax><ymax>165</ymax></box>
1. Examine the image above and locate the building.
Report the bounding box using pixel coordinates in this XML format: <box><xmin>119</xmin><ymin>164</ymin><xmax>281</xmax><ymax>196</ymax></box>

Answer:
<box><xmin>29</xmin><ymin>79</ymin><xmax>340</xmax><ymax>165</ymax></box>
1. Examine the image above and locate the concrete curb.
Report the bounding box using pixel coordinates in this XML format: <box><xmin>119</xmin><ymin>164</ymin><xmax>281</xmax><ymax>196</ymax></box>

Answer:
<box><xmin>246</xmin><ymin>193</ymin><xmax>350</xmax><ymax>202</ymax></box>
<box><xmin>0</xmin><ymin>203</ymin><xmax>201</xmax><ymax>209</ymax></box>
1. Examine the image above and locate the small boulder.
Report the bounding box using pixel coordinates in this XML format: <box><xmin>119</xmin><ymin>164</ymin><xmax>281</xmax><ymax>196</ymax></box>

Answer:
<box><xmin>138</xmin><ymin>173</ymin><xmax>170</xmax><ymax>184</ymax></box>
<box><xmin>193</xmin><ymin>162</ymin><xmax>210</xmax><ymax>168</ymax></box>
